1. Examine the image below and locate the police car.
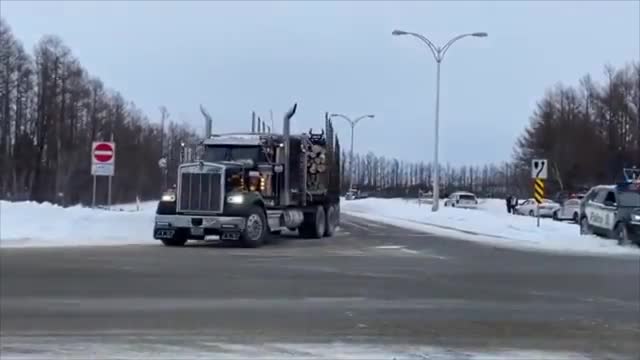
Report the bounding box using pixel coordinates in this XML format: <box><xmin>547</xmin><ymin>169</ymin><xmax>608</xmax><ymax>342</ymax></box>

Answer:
<box><xmin>579</xmin><ymin>179</ymin><xmax>640</xmax><ymax>246</ymax></box>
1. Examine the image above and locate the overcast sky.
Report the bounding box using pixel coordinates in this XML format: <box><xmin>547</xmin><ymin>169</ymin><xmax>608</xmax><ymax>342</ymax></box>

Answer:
<box><xmin>2</xmin><ymin>1</ymin><xmax>638</xmax><ymax>165</ymax></box>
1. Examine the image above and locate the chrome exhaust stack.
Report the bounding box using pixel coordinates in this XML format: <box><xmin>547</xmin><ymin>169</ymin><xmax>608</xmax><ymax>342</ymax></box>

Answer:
<box><xmin>281</xmin><ymin>103</ymin><xmax>297</xmax><ymax>206</ymax></box>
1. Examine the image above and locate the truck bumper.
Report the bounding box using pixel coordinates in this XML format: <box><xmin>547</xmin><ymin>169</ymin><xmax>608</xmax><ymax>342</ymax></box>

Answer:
<box><xmin>153</xmin><ymin>214</ymin><xmax>246</xmax><ymax>240</ymax></box>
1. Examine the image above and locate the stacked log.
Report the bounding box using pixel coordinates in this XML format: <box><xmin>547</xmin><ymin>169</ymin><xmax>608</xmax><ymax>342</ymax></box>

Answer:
<box><xmin>305</xmin><ymin>131</ymin><xmax>328</xmax><ymax>190</ymax></box>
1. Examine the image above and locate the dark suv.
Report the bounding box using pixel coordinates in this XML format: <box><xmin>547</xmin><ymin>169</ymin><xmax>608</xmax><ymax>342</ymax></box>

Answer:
<box><xmin>579</xmin><ymin>182</ymin><xmax>640</xmax><ymax>246</ymax></box>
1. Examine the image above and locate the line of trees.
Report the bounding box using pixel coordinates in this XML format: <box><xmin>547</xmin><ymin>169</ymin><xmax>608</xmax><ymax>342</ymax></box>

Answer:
<box><xmin>340</xmin><ymin>151</ymin><xmax>516</xmax><ymax>198</ymax></box>
<box><xmin>514</xmin><ymin>62</ymin><xmax>639</xmax><ymax>193</ymax></box>
<box><xmin>0</xmin><ymin>18</ymin><xmax>198</xmax><ymax>205</ymax></box>
<box><xmin>344</xmin><ymin>62</ymin><xmax>639</xmax><ymax>199</ymax></box>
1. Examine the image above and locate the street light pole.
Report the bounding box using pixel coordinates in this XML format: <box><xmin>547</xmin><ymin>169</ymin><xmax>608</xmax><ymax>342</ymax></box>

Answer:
<box><xmin>392</xmin><ymin>30</ymin><xmax>487</xmax><ymax>211</ymax></box>
<box><xmin>330</xmin><ymin>113</ymin><xmax>375</xmax><ymax>192</ymax></box>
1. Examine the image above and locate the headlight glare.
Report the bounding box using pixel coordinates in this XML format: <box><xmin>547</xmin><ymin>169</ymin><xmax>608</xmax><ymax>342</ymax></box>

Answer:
<box><xmin>161</xmin><ymin>194</ymin><xmax>175</xmax><ymax>202</ymax></box>
<box><xmin>227</xmin><ymin>194</ymin><xmax>244</xmax><ymax>204</ymax></box>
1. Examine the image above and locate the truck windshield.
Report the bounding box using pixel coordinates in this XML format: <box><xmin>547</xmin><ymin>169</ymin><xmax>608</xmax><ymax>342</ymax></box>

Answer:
<box><xmin>618</xmin><ymin>191</ymin><xmax>640</xmax><ymax>207</ymax></box>
<box><xmin>203</xmin><ymin>146</ymin><xmax>264</xmax><ymax>162</ymax></box>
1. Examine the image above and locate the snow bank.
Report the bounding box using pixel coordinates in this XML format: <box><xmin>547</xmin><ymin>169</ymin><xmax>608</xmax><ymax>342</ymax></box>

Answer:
<box><xmin>0</xmin><ymin>339</ymin><xmax>595</xmax><ymax>360</ymax></box>
<box><xmin>0</xmin><ymin>200</ymin><xmax>158</xmax><ymax>248</ymax></box>
<box><xmin>342</xmin><ymin>198</ymin><xmax>640</xmax><ymax>257</ymax></box>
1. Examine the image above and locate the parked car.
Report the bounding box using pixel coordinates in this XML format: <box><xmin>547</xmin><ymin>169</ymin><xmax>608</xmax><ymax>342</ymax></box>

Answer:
<box><xmin>443</xmin><ymin>191</ymin><xmax>478</xmax><ymax>209</ymax></box>
<box><xmin>579</xmin><ymin>182</ymin><xmax>640</xmax><ymax>246</ymax></box>
<box><xmin>514</xmin><ymin>198</ymin><xmax>560</xmax><ymax>217</ymax></box>
<box><xmin>345</xmin><ymin>190</ymin><xmax>357</xmax><ymax>201</ymax></box>
<box><xmin>346</xmin><ymin>188</ymin><xmax>368</xmax><ymax>200</ymax></box>
<box><xmin>552</xmin><ymin>198</ymin><xmax>581</xmax><ymax>223</ymax></box>
<box><xmin>553</xmin><ymin>190</ymin><xmax>587</xmax><ymax>205</ymax></box>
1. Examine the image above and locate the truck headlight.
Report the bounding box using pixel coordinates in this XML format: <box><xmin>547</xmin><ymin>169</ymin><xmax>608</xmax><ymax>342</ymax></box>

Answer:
<box><xmin>161</xmin><ymin>193</ymin><xmax>175</xmax><ymax>202</ymax></box>
<box><xmin>227</xmin><ymin>194</ymin><xmax>244</xmax><ymax>204</ymax></box>
<box><xmin>632</xmin><ymin>214</ymin><xmax>640</xmax><ymax>221</ymax></box>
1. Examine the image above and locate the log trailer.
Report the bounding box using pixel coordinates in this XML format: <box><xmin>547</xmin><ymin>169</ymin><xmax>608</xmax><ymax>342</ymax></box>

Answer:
<box><xmin>153</xmin><ymin>104</ymin><xmax>341</xmax><ymax>247</ymax></box>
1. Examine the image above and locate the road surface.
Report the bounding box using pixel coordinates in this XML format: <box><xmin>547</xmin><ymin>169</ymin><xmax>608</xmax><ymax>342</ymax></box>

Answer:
<box><xmin>1</xmin><ymin>214</ymin><xmax>639</xmax><ymax>359</ymax></box>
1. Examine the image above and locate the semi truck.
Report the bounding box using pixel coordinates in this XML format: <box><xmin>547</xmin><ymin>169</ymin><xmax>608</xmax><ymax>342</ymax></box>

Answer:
<box><xmin>153</xmin><ymin>103</ymin><xmax>341</xmax><ymax>247</ymax></box>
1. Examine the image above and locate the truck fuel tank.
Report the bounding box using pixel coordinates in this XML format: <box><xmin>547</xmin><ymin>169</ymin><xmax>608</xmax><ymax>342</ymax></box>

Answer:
<box><xmin>282</xmin><ymin>209</ymin><xmax>304</xmax><ymax>229</ymax></box>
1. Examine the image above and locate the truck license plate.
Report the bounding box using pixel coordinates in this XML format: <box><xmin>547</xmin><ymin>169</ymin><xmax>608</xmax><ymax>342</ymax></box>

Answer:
<box><xmin>155</xmin><ymin>229</ymin><xmax>175</xmax><ymax>239</ymax></box>
<box><xmin>221</xmin><ymin>232</ymin><xmax>240</xmax><ymax>240</ymax></box>
<box><xmin>190</xmin><ymin>227</ymin><xmax>204</xmax><ymax>236</ymax></box>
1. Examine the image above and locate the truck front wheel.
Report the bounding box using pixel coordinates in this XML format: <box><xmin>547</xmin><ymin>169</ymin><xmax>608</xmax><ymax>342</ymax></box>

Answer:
<box><xmin>300</xmin><ymin>205</ymin><xmax>325</xmax><ymax>239</ymax></box>
<box><xmin>241</xmin><ymin>206</ymin><xmax>267</xmax><ymax>248</ymax></box>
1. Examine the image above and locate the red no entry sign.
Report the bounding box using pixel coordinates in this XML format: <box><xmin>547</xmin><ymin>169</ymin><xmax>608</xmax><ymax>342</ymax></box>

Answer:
<box><xmin>92</xmin><ymin>142</ymin><xmax>115</xmax><ymax>164</ymax></box>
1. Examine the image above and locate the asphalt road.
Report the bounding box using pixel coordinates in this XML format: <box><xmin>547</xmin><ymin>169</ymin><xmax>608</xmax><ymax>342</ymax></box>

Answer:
<box><xmin>1</xmin><ymin>214</ymin><xmax>639</xmax><ymax>359</ymax></box>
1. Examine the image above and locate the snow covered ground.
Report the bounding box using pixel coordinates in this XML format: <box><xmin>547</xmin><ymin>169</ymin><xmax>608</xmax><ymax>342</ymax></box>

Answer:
<box><xmin>342</xmin><ymin>198</ymin><xmax>640</xmax><ymax>257</ymax></box>
<box><xmin>0</xmin><ymin>200</ymin><xmax>157</xmax><ymax>248</ymax></box>
<box><xmin>0</xmin><ymin>339</ymin><xmax>597</xmax><ymax>360</ymax></box>
<box><xmin>2</xmin><ymin>197</ymin><xmax>639</xmax><ymax>256</ymax></box>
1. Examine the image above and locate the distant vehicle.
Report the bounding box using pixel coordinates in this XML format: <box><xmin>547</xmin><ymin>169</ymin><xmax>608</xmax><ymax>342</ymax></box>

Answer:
<box><xmin>579</xmin><ymin>181</ymin><xmax>640</xmax><ymax>246</ymax></box>
<box><xmin>514</xmin><ymin>198</ymin><xmax>560</xmax><ymax>217</ymax></box>
<box><xmin>356</xmin><ymin>191</ymin><xmax>369</xmax><ymax>199</ymax></box>
<box><xmin>443</xmin><ymin>191</ymin><xmax>478</xmax><ymax>209</ymax></box>
<box><xmin>553</xmin><ymin>190</ymin><xmax>586</xmax><ymax>204</ymax></box>
<box><xmin>345</xmin><ymin>188</ymin><xmax>368</xmax><ymax>200</ymax></box>
<box><xmin>552</xmin><ymin>198</ymin><xmax>581</xmax><ymax>223</ymax></box>
<box><xmin>345</xmin><ymin>189</ymin><xmax>359</xmax><ymax>200</ymax></box>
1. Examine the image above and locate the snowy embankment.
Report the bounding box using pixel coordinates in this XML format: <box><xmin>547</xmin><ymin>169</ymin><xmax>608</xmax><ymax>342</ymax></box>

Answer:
<box><xmin>342</xmin><ymin>198</ymin><xmax>640</xmax><ymax>257</ymax></box>
<box><xmin>0</xmin><ymin>200</ymin><xmax>157</xmax><ymax>248</ymax></box>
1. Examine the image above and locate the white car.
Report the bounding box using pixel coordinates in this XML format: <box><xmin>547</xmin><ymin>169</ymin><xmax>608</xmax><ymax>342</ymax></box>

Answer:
<box><xmin>444</xmin><ymin>191</ymin><xmax>478</xmax><ymax>209</ymax></box>
<box><xmin>552</xmin><ymin>198</ymin><xmax>582</xmax><ymax>223</ymax></box>
<box><xmin>515</xmin><ymin>198</ymin><xmax>560</xmax><ymax>217</ymax></box>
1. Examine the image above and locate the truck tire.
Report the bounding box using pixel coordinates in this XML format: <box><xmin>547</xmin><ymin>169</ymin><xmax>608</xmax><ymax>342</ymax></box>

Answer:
<box><xmin>300</xmin><ymin>205</ymin><xmax>325</xmax><ymax>239</ymax></box>
<box><xmin>161</xmin><ymin>237</ymin><xmax>187</xmax><ymax>247</ymax></box>
<box><xmin>324</xmin><ymin>204</ymin><xmax>338</xmax><ymax>237</ymax></box>
<box><xmin>241</xmin><ymin>206</ymin><xmax>267</xmax><ymax>248</ymax></box>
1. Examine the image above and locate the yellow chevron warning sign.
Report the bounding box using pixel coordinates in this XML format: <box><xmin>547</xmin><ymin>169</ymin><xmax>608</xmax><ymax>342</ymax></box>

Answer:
<box><xmin>534</xmin><ymin>178</ymin><xmax>544</xmax><ymax>204</ymax></box>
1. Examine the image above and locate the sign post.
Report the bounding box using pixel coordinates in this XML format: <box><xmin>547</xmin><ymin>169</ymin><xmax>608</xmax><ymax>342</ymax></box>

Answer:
<box><xmin>91</xmin><ymin>141</ymin><xmax>116</xmax><ymax>209</ymax></box>
<box><xmin>531</xmin><ymin>159</ymin><xmax>548</xmax><ymax>228</ymax></box>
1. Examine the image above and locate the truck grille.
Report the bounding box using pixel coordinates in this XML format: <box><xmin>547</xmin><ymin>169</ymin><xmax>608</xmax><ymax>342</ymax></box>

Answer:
<box><xmin>178</xmin><ymin>171</ymin><xmax>223</xmax><ymax>213</ymax></box>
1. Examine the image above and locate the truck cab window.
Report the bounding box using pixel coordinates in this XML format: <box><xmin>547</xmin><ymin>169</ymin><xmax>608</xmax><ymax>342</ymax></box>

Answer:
<box><xmin>204</xmin><ymin>146</ymin><xmax>266</xmax><ymax>163</ymax></box>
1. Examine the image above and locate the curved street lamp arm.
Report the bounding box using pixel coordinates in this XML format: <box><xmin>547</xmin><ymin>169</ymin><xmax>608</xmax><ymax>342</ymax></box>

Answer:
<box><xmin>406</xmin><ymin>32</ymin><xmax>440</xmax><ymax>61</ymax></box>
<box><xmin>353</xmin><ymin>114</ymin><xmax>373</xmax><ymax>126</ymax></box>
<box><xmin>441</xmin><ymin>33</ymin><xmax>475</xmax><ymax>59</ymax></box>
<box><xmin>330</xmin><ymin>113</ymin><xmax>354</xmax><ymax>127</ymax></box>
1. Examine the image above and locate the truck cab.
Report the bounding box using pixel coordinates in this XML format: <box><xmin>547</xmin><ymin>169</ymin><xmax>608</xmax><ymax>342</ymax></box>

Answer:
<box><xmin>153</xmin><ymin>104</ymin><xmax>341</xmax><ymax>248</ymax></box>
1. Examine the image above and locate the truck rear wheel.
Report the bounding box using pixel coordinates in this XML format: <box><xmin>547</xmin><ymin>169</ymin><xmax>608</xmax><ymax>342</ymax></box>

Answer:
<box><xmin>324</xmin><ymin>204</ymin><xmax>338</xmax><ymax>237</ymax></box>
<box><xmin>300</xmin><ymin>205</ymin><xmax>325</xmax><ymax>239</ymax></box>
<box><xmin>241</xmin><ymin>206</ymin><xmax>267</xmax><ymax>248</ymax></box>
